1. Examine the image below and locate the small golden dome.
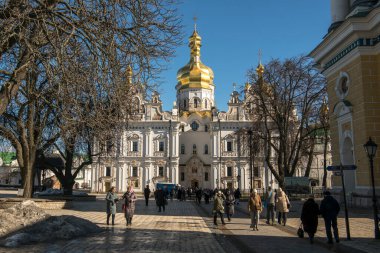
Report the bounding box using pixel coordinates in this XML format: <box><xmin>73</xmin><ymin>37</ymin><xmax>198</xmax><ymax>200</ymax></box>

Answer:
<box><xmin>176</xmin><ymin>29</ymin><xmax>214</xmax><ymax>90</ymax></box>
<box><xmin>126</xmin><ymin>65</ymin><xmax>133</xmax><ymax>84</ymax></box>
<box><xmin>256</xmin><ymin>63</ymin><xmax>264</xmax><ymax>77</ymax></box>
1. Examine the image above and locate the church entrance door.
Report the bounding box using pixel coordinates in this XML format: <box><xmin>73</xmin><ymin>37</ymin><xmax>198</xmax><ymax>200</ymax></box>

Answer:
<box><xmin>191</xmin><ymin>179</ymin><xmax>199</xmax><ymax>188</ymax></box>
<box><xmin>105</xmin><ymin>182</ymin><xmax>111</xmax><ymax>192</ymax></box>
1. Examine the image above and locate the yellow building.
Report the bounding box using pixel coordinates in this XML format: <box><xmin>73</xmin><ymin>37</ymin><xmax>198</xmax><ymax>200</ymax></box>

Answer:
<box><xmin>310</xmin><ymin>0</ymin><xmax>380</xmax><ymax>206</ymax></box>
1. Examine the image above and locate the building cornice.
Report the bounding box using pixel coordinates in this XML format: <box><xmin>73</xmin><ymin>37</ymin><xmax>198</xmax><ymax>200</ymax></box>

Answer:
<box><xmin>310</xmin><ymin>7</ymin><xmax>380</xmax><ymax>70</ymax></box>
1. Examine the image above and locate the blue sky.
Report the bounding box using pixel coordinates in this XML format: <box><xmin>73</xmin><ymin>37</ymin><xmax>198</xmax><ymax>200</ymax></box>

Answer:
<box><xmin>157</xmin><ymin>0</ymin><xmax>330</xmax><ymax>111</ymax></box>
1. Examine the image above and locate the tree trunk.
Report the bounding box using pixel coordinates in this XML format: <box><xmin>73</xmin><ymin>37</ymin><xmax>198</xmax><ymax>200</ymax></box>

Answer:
<box><xmin>22</xmin><ymin>165</ymin><xmax>34</xmax><ymax>198</ymax></box>
<box><xmin>304</xmin><ymin>140</ymin><xmax>315</xmax><ymax>177</ymax></box>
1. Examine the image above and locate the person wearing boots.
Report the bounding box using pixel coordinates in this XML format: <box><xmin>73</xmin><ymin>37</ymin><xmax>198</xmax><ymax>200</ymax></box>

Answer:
<box><xmin>123</xmin><ymin>186</ymin><xmax>137</xmax><ymax>226</ymax></box>
<box><xmin>213</xmin><ymin>191</ymin><xmax>226</xmax><ymax>227</ymax></box>
<box><xmin>301</xmin><ymin>196</ymin><xmax>320</xmax><ymax>244</ymax></box>
<box><xmin>248</xmin><ymin>189</ymin><xmax>262</xmax><ymax>231</ymax></box>
<box><xmin>225</xmin><ymin>189</ymin><xmax>235</xmax><ymax>221</ymax></box>
<box><xmin>320</xmin><ymin>191</ymin><xmax>340</xmax><ymax>244</ymax></box>
<box><xmin>144</xmin><ymin>185</ymin><xmax>151</xmax><ymax>206</ymax></box>
<box><xmin>106</xmin><ymin>186</ymin><xmax>119</xmax><ymax>225</ymax></box>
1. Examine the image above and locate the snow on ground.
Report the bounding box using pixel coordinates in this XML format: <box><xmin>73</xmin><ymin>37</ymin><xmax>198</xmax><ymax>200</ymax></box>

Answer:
<box><xmin>0</xmin><ymin>200</ymin><xmax>102</xmax><ymax>247</ymax></box>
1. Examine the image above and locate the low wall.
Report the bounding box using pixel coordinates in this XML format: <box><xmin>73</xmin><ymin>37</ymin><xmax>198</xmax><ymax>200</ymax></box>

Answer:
<box><xmin>331</xmin><ymin>189</ymin><xmax>380</xmax><ymax>208</ymax></box>
<box><xmin>0</xmin><ymin>198</ymin><xmax>72</xmax><ymax>210</ymax></box>
<box><xmin>36</xmin><ymin>195</ymin><xmax>97</xmax><ymax>202</ymax></box>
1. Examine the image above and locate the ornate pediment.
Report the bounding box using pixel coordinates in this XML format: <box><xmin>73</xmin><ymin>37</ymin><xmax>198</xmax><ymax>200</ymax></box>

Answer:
<box><xmin>222</xmin><ymin>134</ymin><xmax>235</xmax><ymax>140</ymax></box>
<box><xmin>153</xmin><ymin>133</ymin><xmax>166</xmax><ymax>140</ymax></box>
<box><xmin>127</xmin><ymin>134</ymin><xmax>140</xmax><ymax>140</ymax></box>
<box><xmin>185</xmin><ymin>155</ymin><xmax>206</xmax><ymax>167</ymax></box>
<box><xmin>154</xmin><ymin>160</ymin><xmax>167</xmax><ymax>166</ymax></box>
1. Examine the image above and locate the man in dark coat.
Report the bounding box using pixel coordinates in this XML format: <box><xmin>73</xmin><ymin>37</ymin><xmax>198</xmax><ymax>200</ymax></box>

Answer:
<box><xmin>301</xmin><ymin>197</ymin><xmax>320</xmax><ymax>244</ymax></box>
<box><xmin>155</xmin><ymin>188</ymin><xmax>166</xmax><ymax>212</ymax></box>
<box><xmin>320</xmin><ymin>191</ymin><xmax>340</xmax><ymax>244</ymax></box>
<box><xmin>144</xmin><ymin>185</ymin><xmax>151</xmax><ymax>206</ymax></box>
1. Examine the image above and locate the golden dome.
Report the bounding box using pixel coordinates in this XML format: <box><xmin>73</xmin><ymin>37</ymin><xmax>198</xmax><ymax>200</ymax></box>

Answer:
<box><xmin>126</xmin><ymin>65</ymin><xmax>133</xmax><ymax>84</ymax></box>
<box><xmin>176</xmin><ymin>29</ymin><xmax>214</xmax><ymax>90</ymax></box>
<box><xmin>256</xmin><ymin>62</ymin><xmax>264</xmax><ymax>77</ymax></box>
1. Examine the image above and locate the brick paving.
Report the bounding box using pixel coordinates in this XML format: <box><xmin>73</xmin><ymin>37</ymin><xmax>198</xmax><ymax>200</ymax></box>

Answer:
<box><xmin>235</xmin><ymin>200</ymin><xmax>380</xmax><ymax>253</ymax></box>
<box><xmin>0</xmin><ymin>197</ymin><xmax>226</xmax><ymax>253</ymax></box>
<box><xmin>1</xmin><ymin>190</ymin><xmax>379</xmax><ymax>253</ymax></box>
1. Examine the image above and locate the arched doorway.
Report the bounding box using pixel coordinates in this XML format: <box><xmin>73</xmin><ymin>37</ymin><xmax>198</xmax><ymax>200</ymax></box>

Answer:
<box><xmin>341</xmin><ymin>136</ymin><xmax>355</xmax><ymax>193</ymax></box>
<box><xmin>191</xmin><ymin>179</ymin><xmax>199</xmax><ymax>188</ymax></box>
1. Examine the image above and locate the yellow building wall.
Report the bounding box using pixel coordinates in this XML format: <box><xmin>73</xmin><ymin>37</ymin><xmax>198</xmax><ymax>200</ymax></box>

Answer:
<box><xmin>327</xmin><ymin>53</ymin><xmax>380</xmax><ymax>188</ymax></box>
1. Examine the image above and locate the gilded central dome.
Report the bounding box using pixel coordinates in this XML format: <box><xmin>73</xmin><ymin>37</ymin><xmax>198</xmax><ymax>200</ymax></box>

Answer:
<box><xmin>176</xmin><ymin>29</ymin><xmax>214</xmax><ymax>90</ymax></box>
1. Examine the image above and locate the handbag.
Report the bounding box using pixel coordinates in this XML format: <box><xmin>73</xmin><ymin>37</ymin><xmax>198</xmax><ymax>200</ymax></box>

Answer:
<box><xmin>297</xmin><ymin>224</ymin><xmax>304</xmax><ymax>238</ymax></box>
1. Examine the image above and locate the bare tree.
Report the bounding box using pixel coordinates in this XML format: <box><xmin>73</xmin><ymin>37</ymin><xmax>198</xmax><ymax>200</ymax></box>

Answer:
<box><xmin>0</xmin><ymin>63</ymin><xmax>58</xmax><ymax>198</ymax></box>
<box><xmin>246</xmin><ymin>56</ymin><xmax>327</xmax><ymax>188</ymax></box>
<box><xmin>0</xmin><ymin>0</ymin><xmax>182</xmax><ymax>114</ymax></box>
<box><xmin>0</xmin><ymin>0</ymin><xmax>182</xmax><ymax>197</ymax></box>
<box><xmin>319</xmin><ymin>99</ymin><xmax>330</xmax><ymax>188</ymax></box>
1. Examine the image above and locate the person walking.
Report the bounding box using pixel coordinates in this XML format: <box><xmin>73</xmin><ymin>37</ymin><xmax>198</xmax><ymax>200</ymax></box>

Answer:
<box><xmin>155</xmin><ymin>187</ymin><xmax>166</xmax><ymax>212</ymax></box>
<box><xmin>234</xmin><ymin>188</ymin><xmax>242</xmax><ymax>205</ymax></box>
<box><xmin>105</xmin><ymin>186</ymin><xmax>119</xmax><ymax>225</ymax></box>
<box><xmin>265</xmin><ymin>186</ymin><xmax>276</xmax><ymax>225</ymax></box>
<box><xmin>301</xmin><ymin>197</ymin><xmax>320</xmax><ymax>244</ymax></box>
<box><xmin>123</xmin><ymin>186</ymin><xmax>137</xmax><ymax>226</ymax></box>
<box><xmin>276</xmin><ymin>188</ymin><xmax>290</xmax><ymax>226</ymax></box>
<box><xmin>144</xmin><ymin>185</ymin><xmax>151</xmax><ymax>206</ymax></box>
<box><xmin>248</xmin><ymin>189</ymin><xmax>262</xmax><ymax>231</ymax></box>
<box><xmin>196</xmin><ymin>188</ymin><xmax>203</xmax><ymax>205</ymax></box>
<box><xmin>320</xmin><ymin>191</ymin><xmax>340</xmax><ymax>244</ymax></box>
<box><xmin>213</xmin><ymin>191</ymin><xmax>226</xmax><ymax>227</ymax></box>
<box><xmin>225</xmin><ymin>189</ymin><xmax>235</xmax><ymax>221</ymax></box>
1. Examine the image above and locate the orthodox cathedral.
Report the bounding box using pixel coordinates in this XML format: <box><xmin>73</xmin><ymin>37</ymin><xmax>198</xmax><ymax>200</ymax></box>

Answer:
<box><xmin>87</xmin><ymin>27</ymin><xmax>274</xmax><ymax>193</ymax></box>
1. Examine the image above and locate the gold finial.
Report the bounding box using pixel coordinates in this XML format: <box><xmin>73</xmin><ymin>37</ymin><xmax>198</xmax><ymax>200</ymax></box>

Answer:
<box><xmin>320</xmin><ymin>96</ymin><xmax>329</xmax><ymax>117</ymax></box>
<box><xmin>189</xmin><ymin>19</ymin><xmax>201</xmax><ymax>61</ymax></box>
<box><xmin>193</xmin><ymin>16</ymin><xmax>197</xmax><ymax>31</ymax></box>
<box><xmin>256</xmin><ymin>49</ymin><xmax>264</xmax><ymax>77</ymax></box>
<box><xmin>126</xmin><ymin>64</ymin><xmax>133</xmax><ymax>84</ymax></box>
<box><xmin>258</xmin><ymin>49</ymin><xmax>262</xmax><ymax>65</ymax></box>
<box><xmin>245</xmin><ymin>82</ymin><xmax>251</xmax><ymax>90</ymax></box>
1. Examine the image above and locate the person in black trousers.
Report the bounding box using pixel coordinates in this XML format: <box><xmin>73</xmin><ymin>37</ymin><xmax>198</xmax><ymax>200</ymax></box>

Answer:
<box><xmin>144</xmin><ymin>185</ymin><xmax>151</xmax><ymax>206</ymax></box>
<box><xmin>320</xmin><ymin>191</ymin><xmax>340</xmax><ymax>244</ymax></box>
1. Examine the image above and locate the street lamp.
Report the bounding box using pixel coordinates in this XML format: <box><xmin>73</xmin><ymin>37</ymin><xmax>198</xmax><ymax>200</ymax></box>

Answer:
<box><xmin>216</xmin><ymin>178</ymin><xmax>219</xmax><ymax>189</ymax></box>
<box><xmin>248</xmin><ymin>129</ymin><xmax>253</xmax><ymax>192</ymax></box>
<box><xmin>363</xmin><ymin>137</ymin><xmax>380</xmax><ymax>239</ymax></box>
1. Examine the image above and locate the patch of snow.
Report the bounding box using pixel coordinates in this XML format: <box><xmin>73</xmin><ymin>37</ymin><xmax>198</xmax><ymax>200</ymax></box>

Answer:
<box><xmin>0</xmin><ymin>201</ymin><xmax>101</xmax><ymax>247</ymax></box>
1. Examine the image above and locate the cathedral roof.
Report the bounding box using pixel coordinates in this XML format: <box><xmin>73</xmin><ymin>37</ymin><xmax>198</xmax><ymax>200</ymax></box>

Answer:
<box><xmin>176</xmin><ymin>28</ymin><xmax>214</xmax><ymax>90</ymax></box>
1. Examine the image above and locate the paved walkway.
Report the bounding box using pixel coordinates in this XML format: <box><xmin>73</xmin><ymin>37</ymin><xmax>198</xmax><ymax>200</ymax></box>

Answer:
<box><xmin>1</xmin><ymin>190</ymin><xmax>379</xmax><ymax>253</ymax></box>
<box><xmin>235</xmin><ymin>200</ymin><xmax>380</xmax><ymax>253</ymax></box>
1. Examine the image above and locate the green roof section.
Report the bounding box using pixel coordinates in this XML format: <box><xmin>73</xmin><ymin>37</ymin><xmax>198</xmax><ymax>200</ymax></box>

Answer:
<box><xmin>0</xmin><ymin>152</ymin><xmax>16</xmax><ymax>165</ymax></box>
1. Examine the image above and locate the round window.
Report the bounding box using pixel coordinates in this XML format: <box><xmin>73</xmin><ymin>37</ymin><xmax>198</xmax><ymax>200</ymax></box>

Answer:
<box><xmin>191</xmin><ymin>121</ymin><xmax>199</xmax><ymax>131</ymax></box>
<box><xmin>340</xmin><ymin>76</ymin><xmax>348</xmax><ymax>94</ymax></box>
<box><xmin>335</xmin><ymin>73</ymin><xmax>350</xmax><ymax>99</ymax></box>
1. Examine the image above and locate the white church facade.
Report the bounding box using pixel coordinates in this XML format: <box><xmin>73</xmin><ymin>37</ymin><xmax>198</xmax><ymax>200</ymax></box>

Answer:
<box><xmin>87</xmin><ymin>28</ymin><xmax>276</xmax><ymax>193</ymax></box>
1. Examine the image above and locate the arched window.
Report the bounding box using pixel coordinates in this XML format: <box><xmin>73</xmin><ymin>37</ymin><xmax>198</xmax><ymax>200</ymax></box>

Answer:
<box><xmin>194</xmin><ymin>98</ymin><xmax>198</xmax><ymax>108</ymax></box>
<box><xmin>181</xmin><ymin>144</ymin><xmax>185</xmax><ymax>154</ymax></box>
<box><xmin>204</xmin><ymin>144</ymin><xmax>209</xmax><ymax>154</ymax></box>
<box><xmin>205</xmin><ymin>99</ymin><xmax>208</xmax><ymax>109</ymax></box>
<box><xmin>184</xmin><ymin>99</ymin><xmax>187</xmax><ymax>108</ymax></box>
<box><xmin>193</xmin><ymin>144</ymin><xmax>197</xmax><ymax>154</ymax></box>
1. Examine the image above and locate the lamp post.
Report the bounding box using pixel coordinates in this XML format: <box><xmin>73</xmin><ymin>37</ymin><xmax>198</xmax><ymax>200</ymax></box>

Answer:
<box><xmin>237</xmin><ymin>174</ymin><xmax>241</xmax><ymax>189</ymax></box>
<box><xmin>364</xmin><ymin>137</ymin><xmax>380</xmax><ymax>239</ymax></box>
<box><xmin>248</xmin><ymin>129</ymin><xmax>253</xmax><ymax>192</ymax></box>
<box><xmin>216</xmin><ymin>178</ymin><xmax>219</xmax><ymax>189</ymax></box>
